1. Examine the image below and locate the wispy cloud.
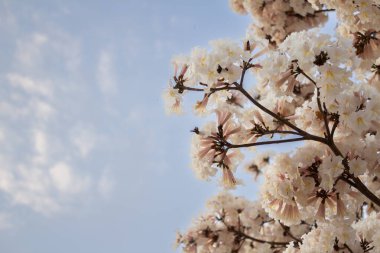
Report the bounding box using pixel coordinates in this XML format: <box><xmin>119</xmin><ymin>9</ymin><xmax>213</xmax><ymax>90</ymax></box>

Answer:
<box><xmin>6</xmin><ymin>73</ymin><xmax>53</xmax><ymax>98</ymax></box>
<box><xmin>97</xmin><ymin>169</ymin><xmax>114</xmax><ymax>198</ymax></box>
<box><xmin>15</xmin><ymin>33</ymin><xmax>48</xmax><ymax>67</ymax></box>
<box><xmin>70</xmin><ymin>126</ymin><xmax>99</xmax><ymax>158</ymax></box>
<box><xmin>0</xmin><ymin>212</ymin><xmax>13</xmax><ymax>230</ymax></box>
<box><xmin>50</xmin><ymin>162</ymin><xmax>90</xmax><ymax>195</ymax></box>
<box><xmin>97</xmin><ymin>50</ymin><xmax>117</xmax><ymax>96</ymax></box>
<box><xmin>0</xmin><ymin>160</ymin><xmax>61</xmax><ymax>214</ymax></box>
<box><xmin>0</xmin><ymin>18</ymin><xmax>113</xmax><ymax>219</ymax></box>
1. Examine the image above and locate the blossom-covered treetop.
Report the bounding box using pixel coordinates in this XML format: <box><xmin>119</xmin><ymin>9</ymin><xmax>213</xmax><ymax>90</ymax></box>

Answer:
<box><xmin>164</xmin><ymin>1</ymin><xmax>380</xmax><ymax>252</ymax></box>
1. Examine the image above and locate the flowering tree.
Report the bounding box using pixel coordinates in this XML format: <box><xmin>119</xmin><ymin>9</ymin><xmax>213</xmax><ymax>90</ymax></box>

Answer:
<box><xmin>164</xmin><ymin>1</ymin><xmax>380</xmax><ymax>252</ymax></box>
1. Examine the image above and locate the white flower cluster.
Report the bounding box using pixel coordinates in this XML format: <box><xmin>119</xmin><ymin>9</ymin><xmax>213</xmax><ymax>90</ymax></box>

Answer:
<box><xmin>166</xmin><ymin>1</ymin><xmax>380</xmax><ymax>252</ymax></box>
<box><xmin>352</xmin><ymin>211</ymin><xmax>380</xmax><ymax>251</ymax></box>
<box><xmin>175</xmin><ymin>192</ymin><xmax>310</xmax><ymax>253</ymax></box>
<box><xmin>285</xmin><ymin>221</ymin><xmax>358</xmax><ymax>253</ymax></box>
<box><xmin>163</xmin><ymin>39</ymin><xmax>255</xmax><ymax>116</ymax></box>
<box><xmin>190</xmin><ymin>112</ymin><xmax>243</xmax><ymax>188</ymax></box>
<box><xmin>315</xmin><ymin>0</ymin><xmax>380</xmax><ymax>34</ymax></box>
<box><xmin>230</xmin><ymin>0</ymin><xmax>328</xmax><ymax>47</ymax></box>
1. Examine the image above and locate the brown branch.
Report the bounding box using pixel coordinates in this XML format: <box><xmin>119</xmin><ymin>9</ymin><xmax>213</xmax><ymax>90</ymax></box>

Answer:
<box><xmin>279</xmin><ymin>221</ymin><xmax>302</xmax><ymax>243</ymax></box>
<box><xmin>314</xmin><ymin>9</ymin><xmax>335</xmax><ymax>14</ymax></box>
<box><xmin>181</xmin><ymin>86</ymin><xmax>204</xmax><ymax>92</ymax></box>
<box><xmin>351</xmin><ymin>176</ymin><xmax>380</xmax><ymax>207</ymax></box>
<box><xmin>339</xmin><ymin>170</ymin><xmax>380</xmax><ymax>207</ymax></box>
<box><xmin>237</xmin><ymin>60</ymin><xmax>251</xmax><ymax>88</ymax></box>
<box><xmin>330</xmin><ymin>116</ymin><xmax>339</xmax><ymax>137</ymax></box>
<box><xmin>231</xmin><ymin>227</ymin><xmax>290</xmax><ymax>247</ymax></box>
<box><xmin>180</xmin><ymin>85</ymin><xmax>239</xmax><ymax>93</ymax></box>
<box><xmin>237</xmin><ymin>65</ymin><xmax>380</xmax><ymax>207</ymax></box>
<box><xmin>238</xmin><ymin>85</ymin><xmax>331</xmax><ymax>145</ymax></box>
<box><xmin>177</xmin><ymin>59</ymin><xmax>380</xmax><ymax>207</ymax></box>
<box><xmin>296</xmin><ymin>67</ymin><xmax>331</xmax><ymax>139</ymax></box>
<box><xmin>228</xmin><ymin>137</ymin><xmax>309</xmax><ymax>149</ymax></box>
<box><xmin>251</xmin><ymin>125</ymin><xmax>302</xmax><ymax>137</ymax></box>
<box><xmin>218</xmin><ymin>218</ymin><xmax>290</xmax><ymax>248</ymax></box>
<box><xmin>237</xmin><ymin>86</ymin><xmax>302</xmax><ymax>134</ymax></box>
<box><xmin>343</xmin><ymin>243</ymin><xmax>354</xmax><ymax>253</ymax></box>
<box><xmin>264</xmin><ymin>130</ymin><xmax>301</xmax><ymax>135</ymax></box>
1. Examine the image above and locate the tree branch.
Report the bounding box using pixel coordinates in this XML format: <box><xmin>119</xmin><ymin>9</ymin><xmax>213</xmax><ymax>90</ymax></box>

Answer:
<box><xmin>296</xmin><ymin>67</ymin><xmax>331</xmax><ymax>139</ymax></box>
<box><xmin>343</xmin><ymin>243</ymin><xmax>354</xmax><ymax>253</ymax></box>
<box><xmin>351</xmin><ymin>176</ymin><xmax>380</xmax><ymax>207</ymax></box>
<box><xmin>230</xmin><ymin>227</ymin><xmax>290</xmax><ymax>247</ymax></box>
<box><xmin>228</xmin><ymin>137</ymin><xmax>308</xmax><ymax>149</ymax></box>
<box><xmin>177</xmin><ymin>59</ymin><xmax>380</xmax><ymax>207</ymax></box>
<box><xmin>279</xmin><ymin>221</ymin><xmax>302</xmax><ymax>243</ymax></box>
<box><xmin>314</xmin><ymin>9</ymin><xmax>335</xmax><ymax>14</ymax></box>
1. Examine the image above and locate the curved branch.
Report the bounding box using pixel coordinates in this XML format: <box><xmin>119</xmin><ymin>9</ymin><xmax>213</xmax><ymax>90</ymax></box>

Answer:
<box><xmin>230</xmin><ymin>227</ymin><xmax>290</xmax><ymax>247</ymax></box>
<box><xmin>279</xmin><ymin>221</ymin><xmax>302</xmax><ymax>243</ymax></box>
<box><xmin>351</xmin><ymin>176</ymin><xmax>380</xmax><ymax>207</ymax></box>
<box><xmin>237</xmin><ymin>87</ymin><xmax>306</xmax><ymax>135</ymax></box>
<box><xmin>228</xmin><ymin>137</ymin><xmax>308</xmax><ymax>149</ymax></box>
<box><xmin>177</xmin><ymin>59</ymin><xmax>380</xmax><ymax>207</ymax></box>
<box><xmin>297</xmin><ymin>68</ymin><xmax>331</xmax><ymax>139</ymax></box>
<box><xmin>237</xmin><ymin>86</ymin><xmax>329</xmax><ymax>143</ymax></box>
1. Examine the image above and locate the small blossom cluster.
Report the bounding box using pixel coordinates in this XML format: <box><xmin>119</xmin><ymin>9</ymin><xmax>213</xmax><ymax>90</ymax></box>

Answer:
<box><xmin>314</xmin><ymin>0</ymin><xmax>380</xmax><ymax>34</ymax></box>
<box><xmin>190</xmin><ymin>110</ymin><xmax>243</xmax><ymax>188</ymax></box>
<box><xmin>315</xmin><ymin>0</ymin><xmax>380</xmax><ymax>69</ymax></box>
<box><xmin>230</xmin><ymin>0</ymin><xmax>328</xmax><ymax>47</ymax></box>
<box><xmin>163</xmin><ymin>39</ymin><xmax>266</xmax><ymax>116</ymax></box>
<box><xmin>175</xmin><ymin>192</ymin><xmax>310</xmax><ymax>253</ymax></box>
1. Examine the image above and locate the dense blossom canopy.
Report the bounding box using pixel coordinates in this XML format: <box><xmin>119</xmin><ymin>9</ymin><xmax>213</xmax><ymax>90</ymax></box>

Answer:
<box><xmin>164</xmin><ymin>1</ymin><xmax>380</xmax><ymax>252</ymax></box>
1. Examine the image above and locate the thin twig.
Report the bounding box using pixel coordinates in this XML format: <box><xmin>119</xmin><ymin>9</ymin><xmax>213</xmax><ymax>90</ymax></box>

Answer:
<box><xmin>314</xmin><ymin>9</ymin><xmax>335</xmax><ymax>14</ymax></box>
<box><xmin>297</xmin><ymin>68</ymin><xmax>331</xmax><ymax>139</ymax></box>
<box><xmin>231</xmin><ymin>227</ymin><xmax>290</xmax><ymax>247</ymax></box>
<box><xmin>343</xmin><ymin>243</ymin><xmax>354</xmax><ymax>253</ymax></box>
<box><xmin>279</xmin><ymin>221</ymin><xmax>302</xmax><ymax>243</ymax></box>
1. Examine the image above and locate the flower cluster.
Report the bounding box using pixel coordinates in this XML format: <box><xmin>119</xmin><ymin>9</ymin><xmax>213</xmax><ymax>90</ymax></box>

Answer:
<box><xmin>166</xmin><ymin>1</ymin><xmax>380</xmax><ymax>252</ymax></box>
<box><xmin>230</xmin><ymin>0</ymin><xmax>329</xmax><ymax>47</ymax></box>
<box><xmin>175</xmin><ymin>192</ymin><xmax>310</xmax><ymax>253</ymax></box>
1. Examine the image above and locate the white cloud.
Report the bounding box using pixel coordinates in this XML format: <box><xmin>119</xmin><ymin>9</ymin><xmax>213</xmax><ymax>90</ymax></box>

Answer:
<box><xmin>0</xmin><ymin>1</ymin><xmax>17</xmax><ymax>31</ymax></box>
<box><xmin>13</xmin><ymin>30</ymin><xmax>82</xmax><ymax>75</ymax></box>
<box><xmin>11</xmin><ymin>190</ymin><xmax>60</xmax><ymax>215</ymax></box>
<box><xmin>34</xmin><ymin>130</ymin><xmax>47</xmax><ymax>155</ymax></box>
<box><xmin>97</xmin><ymin>50</ymin><xmax>117</xmax><ymax>95</ymax></box>
<box><xmin>33</xmin><ymin>33</ymin><xmax>48</xmax><ymax>45</ymax></box>
<box><xmin>15</xmin><ymin>33</ymin><xmax>48</xmax><ymax>67</ymax></box>
<box><xmin>98</xmin><ymin>169</ymin><xmax>114</xmax><ymax>198</ymax></box>
<box><xmin>32</xmin><ymin>130</ymin><xmax>50</xmax><ymax>165</ymax></box>
<box><xmin>0</xmin><ymin>70</ymin><xmax>108</xmax><ymax>216</ymax></box>
<box><xmin>0</xmin><ymin>158</ymin><xmax>93</xmax><ymax>215</ymax></box>
<box><xmin>31</xmin><ymin>99</ymin><xmax>55</xmax><ymax>120</ymax></box>
<box><xmin>0</xmin><ymin>163</ymin><xmax>60</xmax><ymax>214</ymax></box>
<box><xmin>70</xmin><ymin>126</ymin><xmax>99</xmax><ymax>157</ymax></box>
<box><xmin>50</xmin><ymin>162</ymin><xmax>90</xmax><ymax>195</ymax></box>
<box><xmin>0</xmin><ymin>8</ymin><xmax>114</xmax><ymax>221</ymax></box>
<box><xmin>6</xmin><ymin>73</ymin><xmax>52</xmax><ymax>97</ymax></box>
<box><xmin>0</xmin><ymin>213</ymin><xmax>13</xmax><ymax>230</ymax></box>
<box><xmin>48</xmin><ymin>30</ymin><xmax>82</xmax><ymax>73</ymax></box>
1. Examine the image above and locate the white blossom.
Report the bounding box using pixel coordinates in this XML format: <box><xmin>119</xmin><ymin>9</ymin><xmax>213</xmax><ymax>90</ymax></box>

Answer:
<box><xmin>167</xmin><ymin>1</ymin><xmax>380</xmax><ymax>252</ymax></box>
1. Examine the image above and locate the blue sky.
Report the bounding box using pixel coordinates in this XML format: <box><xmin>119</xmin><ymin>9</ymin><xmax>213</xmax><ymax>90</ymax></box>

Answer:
<box><xmin>0</xmin><ymin>1</ymin><xmax>255</xmax><ymax>252</ymax></box>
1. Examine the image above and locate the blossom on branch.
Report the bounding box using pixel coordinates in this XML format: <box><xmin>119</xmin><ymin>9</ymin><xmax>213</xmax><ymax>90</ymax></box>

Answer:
<box><xmin>165</xmin><ymin>1</ymin><xmax>380</xmax><ymax>252</ymax></box>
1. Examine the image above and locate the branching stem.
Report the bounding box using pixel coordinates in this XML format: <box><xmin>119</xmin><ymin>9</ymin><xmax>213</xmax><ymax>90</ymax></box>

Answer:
<box><xmin>178</xmin><ymin>58</ymin><xmax>380</xmax><ymax>207</ymax></box>
<box><xmin>228</xmin><ymin>137</ymin><xmax>308</xmax><ymax>149</ymax></box>
<box><xmin>230</xmin><ymin>226</ymin><xmax>290</xmax><ymax>247</ymax></box>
